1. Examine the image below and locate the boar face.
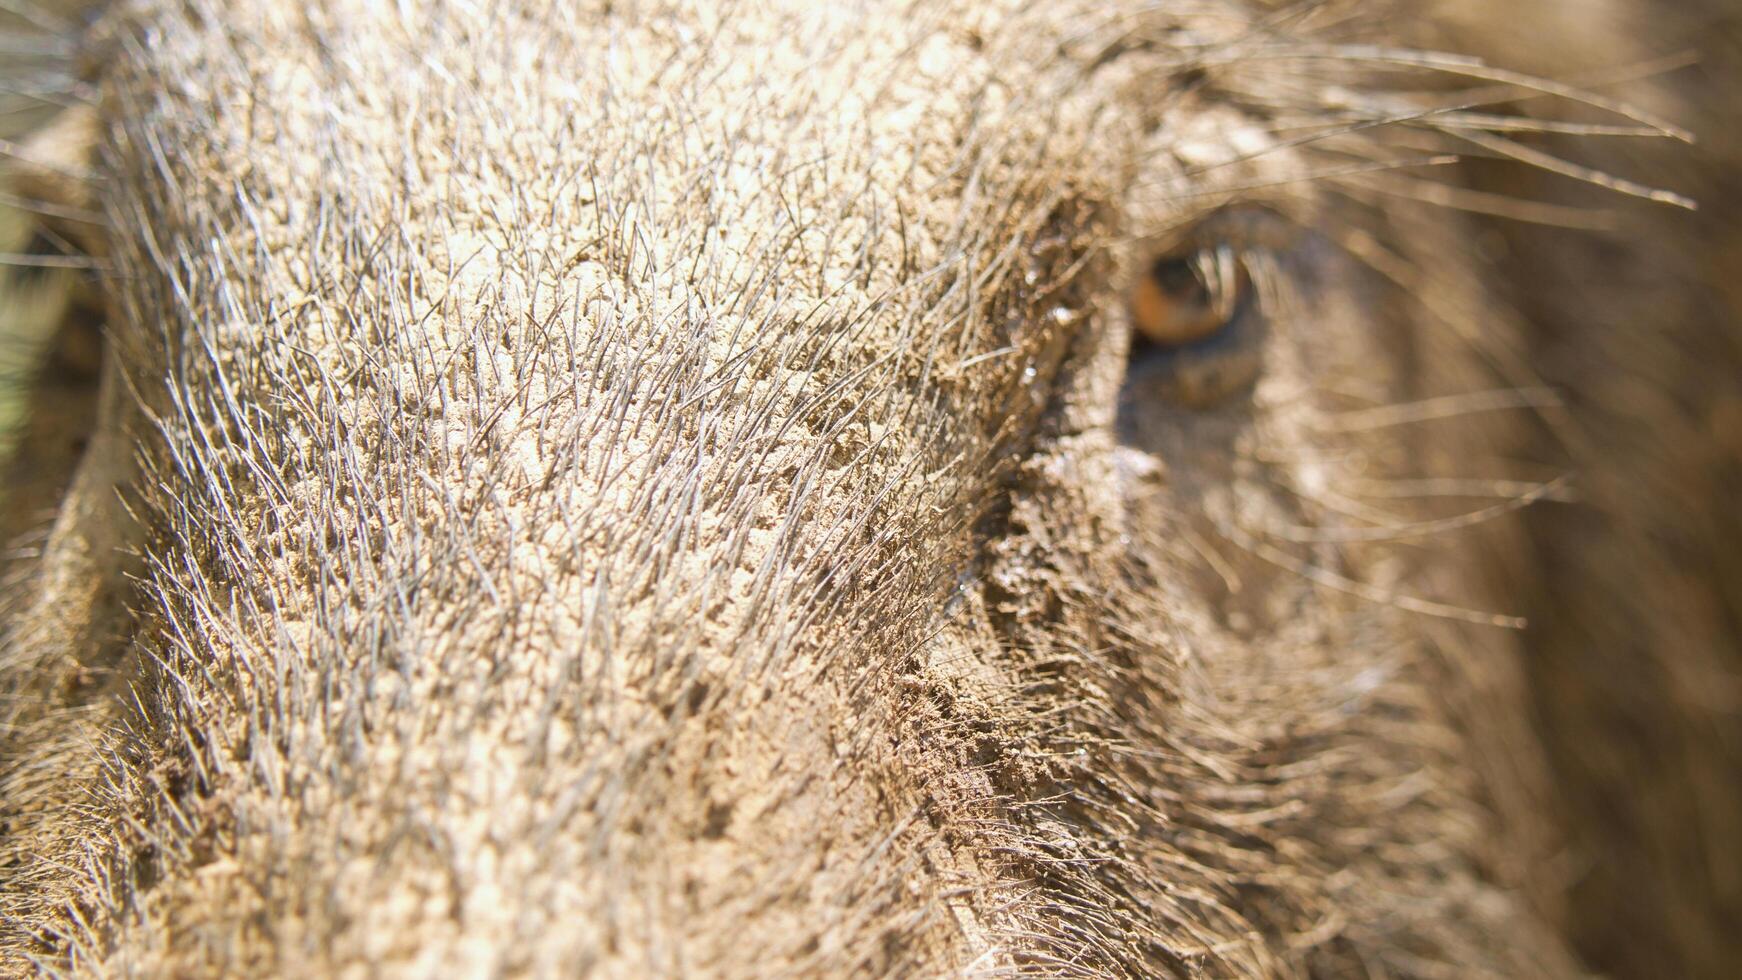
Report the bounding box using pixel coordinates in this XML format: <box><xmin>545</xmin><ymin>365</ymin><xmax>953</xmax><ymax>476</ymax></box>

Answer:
<box><xmin>0</xmin><ymin>1</ymin><xmax>1726</xmax><ymax>977</ymax></box>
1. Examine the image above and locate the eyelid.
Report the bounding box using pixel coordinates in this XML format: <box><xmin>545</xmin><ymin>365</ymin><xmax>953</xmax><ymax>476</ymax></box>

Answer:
<box><xmin>1137</xmin><ymin>205</ymin><xmax>1301</xmax><ymax>266</ymax></box>
<box><xmin>1126</xmin><ymin>284</ymin><xmax>1267</xmax><ymax>408</ymax></box>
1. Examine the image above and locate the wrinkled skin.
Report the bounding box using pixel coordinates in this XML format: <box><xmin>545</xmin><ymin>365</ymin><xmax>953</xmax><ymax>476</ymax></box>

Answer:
<box><xmin>0</xmin><ymin>0</ymin><xmax>1735</xmax><ymax>976</ymax></box>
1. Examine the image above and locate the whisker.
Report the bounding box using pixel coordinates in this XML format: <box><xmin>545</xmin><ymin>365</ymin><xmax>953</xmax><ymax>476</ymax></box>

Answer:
<box><xmin>1150</xmin><ymin>154</ymin><xmax>1460</xmax><ymax>201</ymax></box>
<box><xmin>1167</xmin><ymin>101</ymin><xmax>1481</xmax><ymax>182</ymax></box>
<box><xmin>1319</xmin><ymin>388</ymin><xmax>1562</xmax><ymax>432</ymax></box>
<box><xmin>1345</xmin><ymin>477</ymin><xmax>1579</xmax><ymax>503</ymax></box>
<box><xmin>0</xmin><ymin>251</ymin><xmax>102</xmax><ymax>270</ymax></box>
<box><xmin>0</xmin><ymin>136</ymin><xmax>94</xmax><ymax>179</ymax></box>
<box><xmin>1251</xmin><ymin>476</ymin><xmax>1570</xmax><ymax>545</ymax></box>
<box><xmin>1420</xmin><ymin>49</ymin><xmax>1700</xmax><ymax>116</ymax></box>
<box><xmin>1451</xmin><ymin>128</ymin><xmax>1696</xmax><ymax>209</ymax></box>
<box><xmin>1208</xmin><ymin>43</ymin><xmax>1693</xmax><ymax>141</ymax></box>
<box><xmin>0</xmin><ymin>189</ymin><xmax>104</xmax><ymax>226</ymax></box>
<box><xmin>1421</xmin><ymin>113</ymin><xmax>1666</xmax><ymax>138</ymax></box>
<box><xmin>1221</xmin><ymin>524</ymin><xmax>1528</xmax><ymax>629</ymax></box>
<box><xmin>1330</xmin><ymin>176</ymin><xmax>1621</xmax><ymax>231</ymax></box>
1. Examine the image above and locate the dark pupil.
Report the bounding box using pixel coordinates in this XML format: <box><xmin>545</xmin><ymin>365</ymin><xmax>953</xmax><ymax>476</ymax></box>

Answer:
<box><xmin>1149</xmin><ymin>255</ymin><xmax>1209</xmax><ymax>306</ymax></box>
<box><xmin>1149</xmin><ymin>252</ymin><xmax>1205</xmax><ymax>290</ymax></box>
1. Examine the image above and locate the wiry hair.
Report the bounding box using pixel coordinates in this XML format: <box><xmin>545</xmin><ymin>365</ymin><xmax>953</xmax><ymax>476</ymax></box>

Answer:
<box><xmin>0</xmin><ymin>0</ymin><xmax>1732</xmax><ymax>977</ymax></box>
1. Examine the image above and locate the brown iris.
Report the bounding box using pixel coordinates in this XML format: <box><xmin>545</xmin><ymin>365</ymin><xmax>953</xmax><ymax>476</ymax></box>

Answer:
<box><xmin>1125</xmin><ymin>241</ymin><xmax>1267</xmax><ymax>409</ymax></box>
<box><xmin>1131</xmin><ymin>244</ymin><xmax>1247</xmax><ymax>349</ymax></box>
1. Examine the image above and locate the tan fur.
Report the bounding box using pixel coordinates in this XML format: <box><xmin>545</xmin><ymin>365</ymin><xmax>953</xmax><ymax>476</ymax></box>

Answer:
<box><xmin>0</xmin><ymin>0</ymin><xmax>1733</xmax><ymax>976</ymax></box>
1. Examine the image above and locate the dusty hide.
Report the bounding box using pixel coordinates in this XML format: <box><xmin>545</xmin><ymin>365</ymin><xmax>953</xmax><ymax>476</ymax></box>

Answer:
<box><xmin>0</xmin><ymin>0</ymin><xmax>1733</xmax><ymax>977</ymax></box>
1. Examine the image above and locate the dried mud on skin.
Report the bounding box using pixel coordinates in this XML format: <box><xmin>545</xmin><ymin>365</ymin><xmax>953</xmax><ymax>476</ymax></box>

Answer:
<box><xmin>0</xmin><ymin>0</ymin><xmax>1735</xmax><ymax>977</ymax></box>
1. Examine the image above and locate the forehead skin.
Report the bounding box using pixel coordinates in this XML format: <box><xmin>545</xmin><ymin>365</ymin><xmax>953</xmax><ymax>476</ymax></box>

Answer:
<box><xmin>2</xmin><ymin>0</ymin><xmax>1577</xmax><ymax>975</ymax></box>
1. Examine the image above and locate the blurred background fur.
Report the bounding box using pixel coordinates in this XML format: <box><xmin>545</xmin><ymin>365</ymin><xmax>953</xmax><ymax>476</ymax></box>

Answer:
<box><xmin>1422</xmin><ymin>1</ymin><xmax>1742</xmax><ymax>975</ymax></box>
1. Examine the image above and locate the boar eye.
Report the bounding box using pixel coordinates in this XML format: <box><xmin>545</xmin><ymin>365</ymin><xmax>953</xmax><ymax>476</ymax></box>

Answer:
<box><xmin>1126</xmin><ymin>240</ymin><xmax>1268</xmax><ymax>408</ymax></box>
